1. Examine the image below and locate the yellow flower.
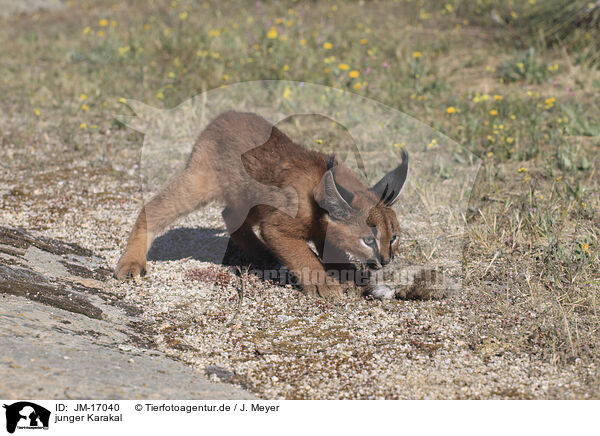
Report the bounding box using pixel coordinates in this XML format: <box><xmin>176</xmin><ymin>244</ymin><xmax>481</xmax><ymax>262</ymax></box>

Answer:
<box><xmin>144</xmin><ymin>23</ymin><xmax>150</xmax><ymax>30</ymax></box>
<box><xmin>79</xmin><ymin>123</ymin><xmax>87</xmax><ymax>129</ymax></box>
<box><xmin>510</xmin><ymin>114</ymin><xmax>516</xmax><ymax>120</ymax></box>
<box><xmin>118</xmin><ymin>46</ymin><xmax>130</xmax><ymax>56</ymax></box>
<box><xmin>208</xmin><ymin>29</ymin><xmax>219</xmax><ymax>37</ymax></box>
<box><xmin>489</xmin><ymin>109</ymin><xmax>498</xmax><ymax>116</ymax></box>
<box><xmin>394</xmin><ymin>142</ymin><xmax>406</xmax><ymax>149</ymax></box>
<box><xmin>300</xmin><ymin>39</ymin><xmax>306</xmax><ymax>45</ymax></box>
<box><xmin>81</xmin><ymin>104</ymin><xmax>89</xmax><ymax>111</ymax></box>
<box><xmin>283</xmin><ymin>86</ymin><xmax>291</xmax><ymax>100</ymax></box>
<box><xmin>82</xmin><ymin>26</ymin><xmax>91</xmax><ymax>35</ymax></box>
<box><xmin>517</xmin><ymin>167</ymin><xmax>527</xmax><ymax>173</ymax></box>
<box><xmin>110</xmin><ymin>20</ymin><xmax>117</xmax><ymax>27</ymax></box>
<box><xmin>156</xmin><ymin>91</ymin><xmax>164</xmax><ymax>99</ymax></box>
<box><xmin>323</xmin><ymin>42</ymin><xmax>332</xmax><ymax>50</ymax></box>
<box><xmin>179</xmin><ymin>11</ymin><xmax>188</xmax><ymax>20</ymax></box>
<box><xmin>582</xmin><ymin>202</ymin><xmax>588</xmax><ymax>210</ymax></box>
<box><xmin>275</xmin><ymin>18</ymin><xmax>283</xmax><ymax>24</ymax></box>
<box><xmin>34</xmin><ymin>109</ymin><xmax>40</xmax><ymax>117</ymax></box>
<box><xmin>168</xmin><ymin>71</ymin><xmax>176</xmax><ymax>78</ymax></box>
<box><xmin>267</xmin><ymin>27</ymin><xmax>278</xmax><ymax>39</ymax></box>
<box><xmin>282</xmin><ymin>64</ymin><xmax>289</xmax><ymax>72</ymax></box>
<box><xmin>97</xmin><ymin>30</ymin><xmax>105</xmax><ymax>37</ymax></box>
<box><xmin>582</xmin><ymin>243</ymin><xmax>590</xmax><ymax>255</ymax></box>
<box><xmin>487</xmin><ymin>152</ymin><xmax>494</xmax><ymax>157</ymax></box>
<box><xmin>360</xmin><ymin>38</ymin><xmax>368</xmax><ymax>45</ymax></box>
<box><xmin>428</xmin><ymin>139</ymin><xmax>437</xmax><ymax>148</ymax></box>
<box><xmin>352</xmin><ymin>83</ymin><xmax>362</xmax><ymax>90</ymax></box>
<box><xmin>316</xmin><ymin>139</ymin><xmax>323</xmax><ymax>144</ymax></box>
<box><xmin>506</xmin><ymin>137</ymin><xmax>514</xmax><ymax>144</ymax></box>
<box><xmin>544</xmin><ymin>97</ymin><xmax>556</xmax><ymax>108</ymax></box>
<box><xmin>412</xmin><ymin>51</ymin><xmax>422</xmax><ymax>58</ymax></box>
<box><xmin>118</xmin><ymin>97</ymin><xmax>127</xmax><ymax>104</ymax></box>
<box><xmin>349</xmin><ymin>70</ymin><xmax>359</xmax><ymax>78</ymax></box>
<box><xmin>446</xmin><ymin>106</ymin><xmax>456</xmax><ymax>114</ymax></box>
<box><xmin>79</xmin><ymin>94</ymin><xmax>87</xmax><ymax>101</ymax></box>
<box><xmin>338</xmin><ymin>63</ymin><xmax>350</xmax><ymax>70</ymax></box>
<box><xmin>99</xmin><ymin>19</ymin><xmax>108</xmax><ymax>27</ymax></box>
<box><xmin>493</xmin><ymin>95</ymin><xmax>503</xmax><ymax>101</ymax></box>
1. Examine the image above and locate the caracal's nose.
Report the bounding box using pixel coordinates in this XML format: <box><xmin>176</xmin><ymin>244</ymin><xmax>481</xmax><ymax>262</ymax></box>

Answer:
<box><xmin>367</xmin><ymin>259</ymin><xmax>382</xmax><ymax>269</ymax></box>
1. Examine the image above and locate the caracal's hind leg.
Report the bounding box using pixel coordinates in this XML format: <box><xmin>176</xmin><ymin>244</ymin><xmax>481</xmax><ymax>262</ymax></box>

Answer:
<box><xmin>115</xmin><ymin>169</ymin><xmax>216</xmax><ymax>279</ymax></box>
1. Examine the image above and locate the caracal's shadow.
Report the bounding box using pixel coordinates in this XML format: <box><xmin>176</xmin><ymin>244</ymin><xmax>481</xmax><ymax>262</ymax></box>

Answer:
<box><xmin>146</xmin><ymin>227</ymin><xmax>362</xmax><ymax>287</ymax></box>
<box><xmin>147</xmin><ymin>227</ymin><xmax>280</xmax><ymax>269</ymax></box>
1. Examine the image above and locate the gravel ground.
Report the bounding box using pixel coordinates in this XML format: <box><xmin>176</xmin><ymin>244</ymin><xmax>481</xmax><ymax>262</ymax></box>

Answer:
<box><xmin>1</xmin><ymin>132</ymin><xmax>597</xmax><ymax>400</ymax></box>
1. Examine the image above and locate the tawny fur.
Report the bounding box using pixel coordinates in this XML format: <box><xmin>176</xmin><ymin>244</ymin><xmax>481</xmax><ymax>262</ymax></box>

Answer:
<box><xmin>115</xmin><ymin>111</ymin><xmax>407</xmax><ymax>299</ymax></box>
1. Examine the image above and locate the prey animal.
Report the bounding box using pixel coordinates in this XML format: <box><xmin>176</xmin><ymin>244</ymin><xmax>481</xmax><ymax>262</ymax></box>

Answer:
<box><xmin>115</xmin><ymin>111</ymin><xmax>409</xmax><ymax>299</ymax></box>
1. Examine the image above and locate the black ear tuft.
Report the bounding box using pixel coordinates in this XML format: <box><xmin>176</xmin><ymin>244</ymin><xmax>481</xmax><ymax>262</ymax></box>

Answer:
<box><xmin>326</xmin><ymin>154</ymin><xmax>336</xmax><ymax>171</ymax></box>
<box><xmin>370</xmin><ymin>149</ymin><xmax>409</xmax><ymax>206</ymax></box>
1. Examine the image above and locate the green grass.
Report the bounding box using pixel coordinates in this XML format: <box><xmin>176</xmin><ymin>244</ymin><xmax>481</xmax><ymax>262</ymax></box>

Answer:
<box><xmin>0</xmin><ymin>0</ymin><xmax>598</xmax><ymax>375</ymax></box>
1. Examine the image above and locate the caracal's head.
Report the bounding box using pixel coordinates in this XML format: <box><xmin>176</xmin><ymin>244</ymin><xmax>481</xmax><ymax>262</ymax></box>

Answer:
<box><xmin>313</xmin><ymin>150</ymin><xmax>408</xmax><ymax>269</ymax></box>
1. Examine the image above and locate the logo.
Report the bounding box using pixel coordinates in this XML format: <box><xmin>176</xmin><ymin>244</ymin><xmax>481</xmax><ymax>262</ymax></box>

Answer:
<box><xmin>3</xmin><ymin>402</ymin><xmax>50</xmax><ymax>434</ymax></box>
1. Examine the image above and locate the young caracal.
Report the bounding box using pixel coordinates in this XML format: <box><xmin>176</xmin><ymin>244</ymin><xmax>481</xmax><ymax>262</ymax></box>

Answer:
<box><xmin>115</xmin><ymin>111</ymin><xmax>409</xmax><ymax>299</ymax></box>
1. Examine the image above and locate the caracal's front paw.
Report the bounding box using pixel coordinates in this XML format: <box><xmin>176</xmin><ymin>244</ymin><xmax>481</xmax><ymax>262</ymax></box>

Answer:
<box><xmin>114</xmin><ymin>257</ymin><xmax>146</xmax><ymax>280</ymax></box>
<box><xmin>304</xmin><ymin>283</ymin><xmax>345</xmax><ymax>300</ymax></box>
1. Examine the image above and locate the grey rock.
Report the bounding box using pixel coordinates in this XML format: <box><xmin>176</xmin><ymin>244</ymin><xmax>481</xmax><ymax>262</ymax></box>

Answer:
<box><xmin>0</xmin><ymin>227</ymin><xmax>254</xmax><ymax>399</ymax></box>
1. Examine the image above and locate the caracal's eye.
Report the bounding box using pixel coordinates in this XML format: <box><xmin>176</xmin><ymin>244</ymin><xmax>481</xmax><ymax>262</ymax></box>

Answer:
<box><xmin>362</xmin><ymin>236</ymin><xmax>376</xmax><ymax>247</ymax></box>
<box><xmin>391</xmin><ymin>235</ymin><xmax>399</xmax><ymax>245</ymax></box>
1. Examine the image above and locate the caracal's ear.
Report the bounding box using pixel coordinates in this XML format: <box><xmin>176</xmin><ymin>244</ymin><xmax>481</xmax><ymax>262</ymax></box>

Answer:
<box><xmin>314</xmin><ymin>168</ymin><xmax>356</xmax><ymax>221</ymax></box>
<box><xmin>370</xmin><ymin>149</ymin><xmax>409</xmax><ymax>206</ymax></box>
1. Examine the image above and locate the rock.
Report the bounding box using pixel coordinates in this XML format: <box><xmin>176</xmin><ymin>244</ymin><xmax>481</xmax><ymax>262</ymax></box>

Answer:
<box><xmin>0</xmin><ymin>226</ymin><xmax>112</xmax><ymax>319</ymax></box>
<box><xmin>204</xmin><ymin>365</ymin><xmax>235</xmax><ymax>383</ymax></box>
<box><xmin>0</xmin><ymin>226</ymin><xmax>254</xmax><ymax>399</ymax></box>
